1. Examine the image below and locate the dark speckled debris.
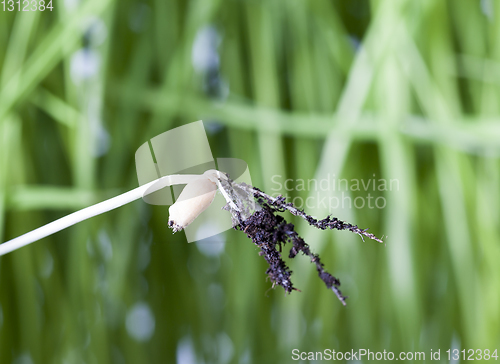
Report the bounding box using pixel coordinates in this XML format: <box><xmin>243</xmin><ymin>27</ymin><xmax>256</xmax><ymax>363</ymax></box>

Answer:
<box><xmin>219</xmin><ymin>176</ymin><xmax>383</xmax><ymax>306</ymax></box>
<box><xmin>236</xmin><ymin>205</ymin><xmax>348</xmax><ymax>305</ymax></box>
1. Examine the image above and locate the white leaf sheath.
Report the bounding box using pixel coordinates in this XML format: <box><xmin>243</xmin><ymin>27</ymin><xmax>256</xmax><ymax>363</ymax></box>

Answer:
<box><xmin>168</xmin><ymin>177</ymin><xmax>217</xmax><ymax>232</ymax></box>
<box><xmin>0</xmin><ymin>171</ymin><xmax>230</xmax><ymax>255</ymax></box>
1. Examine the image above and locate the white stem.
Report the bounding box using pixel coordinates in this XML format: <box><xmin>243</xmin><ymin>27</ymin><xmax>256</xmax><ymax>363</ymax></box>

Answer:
<box><xmin>0</xmin><ymin>174</ymin><xmax>203</xmax><ymax>256</ymax></box>
<box><xmin>204</xmin><ymin>170</ymin><xmax>239</xmax><ymax>211</ymax></box>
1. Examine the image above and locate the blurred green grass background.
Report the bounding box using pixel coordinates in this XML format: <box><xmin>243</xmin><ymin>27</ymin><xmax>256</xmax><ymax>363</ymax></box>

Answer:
<box><xmin>1</xmin><ymin>0</ymin><xmax>500</xmax><ymax>363</ymax></box>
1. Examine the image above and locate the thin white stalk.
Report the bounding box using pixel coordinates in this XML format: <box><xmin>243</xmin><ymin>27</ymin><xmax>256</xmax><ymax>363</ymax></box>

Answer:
<box><xmin>0</xmin><ymin>174</ymin><xmax>204</xmax><ymax>256</ymax></box>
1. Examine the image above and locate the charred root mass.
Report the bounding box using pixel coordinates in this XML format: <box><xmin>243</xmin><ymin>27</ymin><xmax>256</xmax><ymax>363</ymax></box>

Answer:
<box><xmin>236</xmin><ymin>205</ymin><xmax>348</xmax><ymax>305</ymax></box>
<box><xmin>220</xmin><ymin>177</ymin><xmax>383</xmax><ymax>306</ymax></box>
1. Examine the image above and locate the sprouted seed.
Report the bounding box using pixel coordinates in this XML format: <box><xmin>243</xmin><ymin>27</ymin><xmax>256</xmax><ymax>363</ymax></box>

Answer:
<box><xmin>170</xmin><ymin>172</ymin><xmax>384</xmax><ymax>306</ymax></box>
<box><xmin>0</xmin><ymin>169</ymin><xmax>383</xmax><ymax>306</ymax></box>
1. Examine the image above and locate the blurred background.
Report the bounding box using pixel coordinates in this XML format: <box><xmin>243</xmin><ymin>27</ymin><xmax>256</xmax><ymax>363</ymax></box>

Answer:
<box><xmin>1</xmin><ymin>0</ymin><xmax>500</xmax><ymax>363</ymax></box>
